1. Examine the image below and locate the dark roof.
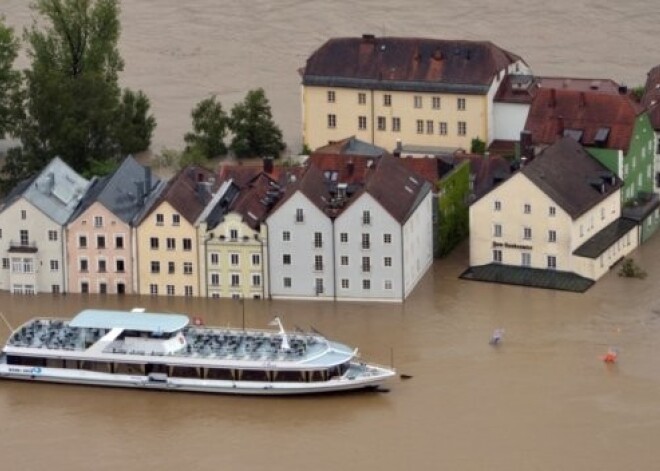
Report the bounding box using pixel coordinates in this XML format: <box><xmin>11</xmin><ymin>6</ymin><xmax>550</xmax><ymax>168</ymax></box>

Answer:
<box><xmin>494</xmin><ymin>74</ymin><xmax>538</xmax><ymax>104</ymax></box>
<box><xmin>68</xmin><ymin>156</ymin><xmax>160</xmax><ymax>225</ymax></box>
<box><xmin>307</xmin><ymin>153</ymin><xmax>378</xmax><ymax>186</ymax></box>
<box><xmin>139</xmin><ymin>166</ymin><xmax>218</xmax><ymax>225</ymax></box>
<box><xmin>365</xmin><ymin>154</ymin><xmax>431</xmax><ymax>224</ymax></box>
<box><xmin>460</xmin><ymin>264</ymin><xmax>594</xmax><ymax>292</ymax></box>
<box><xmin>642</xmin><ymin>65</ymin><xmax>660</xmax><ymax>130</ymax></box>
<box><xmin>573</xmin><ymin>218</ymin><xmax>638</xmax><ymax>258</ymax></box>
<box><xmin>398</xmin><ymin>157</ymin><xmax>443</xmax><ymax>192</ymax></box>
<box><xmin>270</xmin><ymin>165</ymin><xmax>332</xmax><ymax>216</ymax></box>
<box><xmin>303</xmin><ymin>36</ymin><xmax>522</xmax><ymax>94</ymax></box>
<box><xmin>203</xmin><ymin>181</ymin><xmax>241</xmax><ymax>230</ymax></box>
<box><xmin>524</xmin><ymin>87</ymin><xmax>642</xmax><ymax>152</ymax></box>
<box><xmin>521</xmin><ymin>137</ymin><xmax>622</xmax><ymax>219</ymax></box>
<box><xmin>455</xmin><ymin>152</ymin><xmax>513</xmax><ymax>199</ymax></box>
<box><xmin>313</xmin><ymin>136</ymin><xmax>387</xmax><ymax>157</ymax></box>
<box><xmin>495</xmin><ymin>75</ymin><xmax>624</xmax><ymax>105</ymax></box>
<box><xmin>230</xmin><ymin>173</ymin><xmax>283</xmax><ymax>230</ymax></box>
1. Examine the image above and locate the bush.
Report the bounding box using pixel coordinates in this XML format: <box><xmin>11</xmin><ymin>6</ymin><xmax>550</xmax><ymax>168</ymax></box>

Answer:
<box><xmin>618</xmin><ymin>258</ymin><xmax>647</xmax><ymax>279</ymax></box>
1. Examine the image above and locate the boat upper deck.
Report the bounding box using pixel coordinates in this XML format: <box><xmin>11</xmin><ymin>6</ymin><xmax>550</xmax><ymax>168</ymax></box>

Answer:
<box><xmin>5</xmin><ymin>318</ymin><xmax>355</xmax><ymax>367</ymax></box>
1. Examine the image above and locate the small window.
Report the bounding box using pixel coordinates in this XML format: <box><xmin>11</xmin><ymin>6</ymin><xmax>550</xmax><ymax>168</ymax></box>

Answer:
<box><xmin>2</xmin><ymin>258</ymin><xmax>9</xmax><ymax>269</ymax></box>
<box><xmin>98</xmin><ymin>259</ymin><xmax>107</xmax><ymax>273</ymax></box>
<box><xmin>314</xmin><ymin>232</ymin><xmax>323</xmax><ymax>248</ymax></box>
<box><xmin>362</xmin><ymin>210</ymin><xmax>371</xmax><ymax>225</ymax></box>
<box><xmin>547</xmin><ymin>255</ymin><xmax>557</xmax><ymax>269</ymax></box>
<box><xmin>361</xmin><ymin>233</ymin><xmax>370</xmax><ymax>250</ymax></box>
<box><xmin>341</xmin><ymin>279</ymin><xmax>349</xmax><ymax>289</ymax></box>
<box><xmin>358</xmin><ymin>92</ymin><xmax>366</xmax><ymax>105</ymax></box>
<box><xmin>327</xmin><ymin>90</ymin><xmax>335</xmax><ymax>103</ymax></box>
<box><xmin>340</xmin><ymin>256</ymin><xmax>349</xmax><ymax>266</ymax></box>
<box><xmin>521</xmin><ymin>253</ymin><xmax>531</xmax><ymax>267</ymax></box>
<box><xmin>231</xmin><ymin>274</ymin><xmax>240</xmax><ymax>287</ymax></box>
<box><xmin>549</xmin><ymin>206</ymin><xmax>556</xmax><ymax>216</ymax></box>
<box><xmin>384</xmin><ymin>94</ymin><xmax>392</xmax><ymax>106</ymax></box>
<box><xmin>97</xmin><ymin>235</ymin><xmax>106</xmax><ymax>249</ymax></box>
<box><xmin>185</xmin><ymin>286</ymin><xmax>193</xmax><ymax>297</ymax></box>
<box><xmin>116</xmin><ymin>259</ymin><xmax>125</xmax><ymax>273</ymax></box>
<box><xmin>283</xmin><ymin>231</ymin><xmax>291</xmax><ymax>241</ymax></box>
<box><xmin>439</xmin><ymin>122</ymin><xmax>447</xmax><ymax>136</ymax></box>
<box><xmin>149</xmin><ymin>284</ymin><xmax>158</xmax><ymax>295</ymax></box>
<box><xmin>80</xmin><ymin>259</ymin><xmax>89</xmax><ymax>272</ymax></box>
<box><xmin>384</xmin><ymin>280</ymin><xmax>392</xmax><ymax>290</ymax></box>
<box><xmin>523</xmin><ymin>227</ymin><xmax>532</xmax><ymax>240</ymax></box>
<box><xmin>252</xmin><ymin>274</ymin><xmax>261</xmax><ymax>287</ymax></box>
<box><xmin>315</xmin><ymin>278</ymin><xmax>324</xmax><ymax>294</ymax></box>
<box><xmin>21</xmin><ymin>210</ymin><xmax>26</xmax><ymax>220</ymax></box>
<box><xmin>458</xmin><ymin>121</ymin><xmax>467</xmax><ymax>136</ymax></box>
<box><xmin>377</xmin><ymin>116</ymin><xmax>386</xmax><ymax>131</ymax></box>
<box><xmin>457</xmin><ymin>98</ymin><xmax>466</xmax><ymax>110</ymax></box>
<box><xmin>94</xmin><ymin>216</ymin><xmax>103</xmax><ymax>228</ymax></box>
<box><xmin>230</xmin><ymin>254</ymin><xmax>239</xmax><ymax>266</ymax></box>
<box><xmin>414</xmin><ymin>95</ymin><xmax>422</xmax><ymax>108</ymax></box>
<box><xmin>340</xmin><ymin>233</ymin><xmax>348</xmax><ymax>243</ymax></box>
<box><xmin>494</xmin><ymin>224</ymin><xmax>502</xmax><ymax>237</ymax></box>
<box><xmin>183</xmin><ymin>238</ymin><xmax>192</xmax><ymax>251</ymax></box>
<box><xmin>358</xmin><ymin>116</ymin><xmax>367</xmax><ymax>130</ymax></box>
<box><xmin>432</xmin><ymin>96</ymin><xmax>441</xmax><ymax>109</ymax></box>
<box><xmin>314</xmin><ymin>255</ymin><xmax>323</xmax><ymax>271</ymax></box>
<box><xmin>252</xmin><ymin>254</ymin><xmax>260</xmax><ymax>266</ymax></box>
<box><xmin>283</xmin><ymin>277</ymin><xmax>291</xmax><ymax>288</ymax></box>
<box><xmin>183</xmin><ymin>262</ymin><xmax>193</xmax><ymax>275</ymax></box>
<box><xmin>166</xmin><ymin>238</ymin><xmax>176</xmax><ymax>250</ymax></box>
<box><xmin>416</xmin><ymin>120</ymin><xmax>424</xmax><ymax>134</ymax></box>
<box><xmin>150</xmin><ymin>237</ymin><xmax>159</xmax><ymax>250</ymax></box>
<box><xmin>549</xmin><ymin>230</ymin><xmax>557</xmax><ymax>243</ymax></box>
<box><xmin>50</xmin><ymin>260</ymin><xmax>59</xmax><ymax>272</ymax></box>
<box><xmin>383</xmin><ymin>233</ymin><xmax>392</xmax><ymax>244</ymax></box>
<box><xmin>168</xmin><ymin>262</ymin><xmax>175</xmax><ymax>274</ymax></box>
<box><xmin>79</xmin><ymin>235</ymin><xmax>88</xmax><ymax>248</ymax></box>
<box><xmin>167</xmin><ymin>285</ymin><xmax>175</xmax><ymax>296</ymax></box>
<box><xmin>327</xmin><ymin>114</ymin><xmax>337</xmax><ymax>128</ymax></box>
<box><xmin>156</xmin><ymin>214</ymin><xmax>164</xmax><ymax>226</ymax></box>
<box><xmin>151</xmin><ymin>261</ymin><xmax>160</xmax><ymax>274</ymax></box>
<box><xmin>524</xmin><ymin>203</ymin><xmax>531</xmax><ymax>214</ymax></box>
<box><xmin>295</xmin><ymin>208</ymin><xmax>304</xmax><ymax>223</ymax></box>
<box><xmin>362</xmin><ymin>257</ymin><xmax>371</xmax><ymax>273</ymax></box>
<box><xmin>384</xmin><ymin>257</ymin><xmax>392</xmax><ymax>267</ymax></box>
<box><xmin>211</xmin><ymin>273</ymin><xmax>220</xmax><ymax>286</ymax></box>
<box><xmin>48</xmin><ymin>230</ymin><xmax>58</xmax><ymax>241</ymax></box>
<box><xmin>172</xmin><ymin>214</ymin><xmax>180</xmax><ymax>226</ymax></box>
<box><xmin>283</xmin><ymin>254</ymin><xmax>291</xmax><ymax>265</ymax></box>
<box><xmin>426</xmin><ymin>120</ymin><xmax>434</xmax><ymax>134</ymax></box>
<box><xmin>493</xmin><ymin>249</ymin><xmax>502</xmax><ymax>263</ymax></box>
<box><xmin>230</xmin><ymin>229</ymin><xmax>238</xmax><ymax>240</ymax></box>
<box><xmin>210</xmin><ymin>253</ymin><xmax>219</xmax><ymax>265</ymax></box>
<box><xmin>392</xmin><ymin>117</ymin><xmax>401</xmax><ymax>132</ymax></box>
<box><xmin>494</xmin><ymin>201</ymin><xmax>501</xmax><ymax>211</ymax></box>
<box><xmin>362</xmin><ymin>279</ymin><xmax>371</xmax><ymax>290</ymax></box>
<box><xmin>115</xmin><ymin>235</ymin><xmax>124</xmax><ymax>249</ymax></box>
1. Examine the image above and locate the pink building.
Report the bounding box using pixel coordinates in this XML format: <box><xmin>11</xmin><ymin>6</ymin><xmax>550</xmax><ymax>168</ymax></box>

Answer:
<box><xmin>66</xmin><ymin>157</ymin><xmax>162</xmax><ymax>294</ymax></box>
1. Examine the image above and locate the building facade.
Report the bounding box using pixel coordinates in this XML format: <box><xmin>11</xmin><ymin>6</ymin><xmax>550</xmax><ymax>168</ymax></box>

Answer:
<box><xmin>66</xmin><ymin>157</ymin><xmax>161</xmax><ymax>294</ymax></box>
<box><xmin>0</xmin><ymin>157</ymin><xmax>89</xmax><ymax>294</ymax></box>
<box><xmin>468</xmin><ymin>138</ymin><xmax>638</xmax><ymax>289</ymax></box>
<box><xmin>301</xmin><ymin>35</ymin><xmax>530</xmax><ymax>152</ymax></box>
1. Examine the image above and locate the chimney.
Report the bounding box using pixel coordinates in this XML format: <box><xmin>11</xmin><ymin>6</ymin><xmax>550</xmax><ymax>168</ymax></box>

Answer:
<box><xmin>549</xmin><ymin>88</ymin><xmax>557</xmax><ymax>107</ymax></box>
<box><xmin>347</xmin><ymin>159</ymin><xmax>355</xmax><ymax>176</ymax></box>
<box><xmin>520</xmin><ymin>130</ymin><xmax>534</xmax><ymax>161</ymax></box>
<box><xmin>557</xmin><ymin>116</ymin><xmax>565</xmax><ymax>137</ymax></box>
<box><xmin>263</xmin><ymin>156</ymin><xmax>274</xmax><ymax>174</ymax></box>
<box><xmin>618</xmin><ymin>84</ymin><xmax>628</xmax><ymax>95</ymax></box>
<box><xmin>579</xmin><ymin>92</ymin><xmax>586</xmax><ymax>107</ymax></box>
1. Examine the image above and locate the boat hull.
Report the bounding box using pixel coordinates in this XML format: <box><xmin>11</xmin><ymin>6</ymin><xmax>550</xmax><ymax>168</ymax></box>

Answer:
<box><xmin>0</xmin><ymin>364</ymin><xmax>394</xmax><ymax>396</ymax></box>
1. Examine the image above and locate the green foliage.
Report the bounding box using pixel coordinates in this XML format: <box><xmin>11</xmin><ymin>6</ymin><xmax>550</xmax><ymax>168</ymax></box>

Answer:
<box><xmin>116</xmin><ymin>89</ymin><xmax>157</xmax><ymax>156</ymax></box>
<box><xmin>157</xmin><ymin>147</ymin><xmax>181</xmax><ymax>169</ymax></box>
<box><xmin>0</xmin><ymin>16</ymin><xmax>21</xmax><ymax>138</ymax></box>
<box><xmin>470</xmin><ymin>137</ymin><xmax>486</xmax><ymax>154</ymax></box>
<box><xmin>630</xmin><ymin>85</ymin><xmax>645</xmax><ymax>102</ymax></box>
<box><xmin>3</xmin><ymin>0</ymin><xmax>155</xmax><ymax>185</ymax></box>
<box><xmin>301</xmin><ymin>143</ymin><xmax>312</xmax><ymax>155</ymax></box>
<box><xmin>184</xmin><ymin>95</ymin><xmax>229</xmax><ymax>158</ymax></box>
<box><xmin>179</xmin><ymin>145</ymin><xmax>208</xmax><ymax>169</ymax></box>
<box><xmin>618</xmin><ymin>258</ymin><xmax>647</xmax><ymax>279</ymax></box>
<box><xmin>229</xmin><ymin>88</ymin><xmax>285</xmax><ymax>159</ymax></box>
<box><xmin>437</xmin><ymin>162</ymin><xmax>470</xmax><ymax>257</ymax></box>
<box><xmin>82</xmin><ymin>158</ymin><xmax>119</xmax><ymax>179</ymax></box>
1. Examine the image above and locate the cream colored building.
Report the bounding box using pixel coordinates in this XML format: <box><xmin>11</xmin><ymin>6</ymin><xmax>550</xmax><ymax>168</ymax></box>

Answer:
<box><xmin>135</xmin><ymin>167</ymin><xmax>217</xmax><ymax>297</ymax></box>
<box><xmin>468</xmin><ymin>138</ymin><xmax>639</xmax><ymax>289</ymax></box>
<box><xmin>197</xmin><ymin>176</ymin><xmax>271</xmax><ymax>299</ymax></box>
<box><xmin>301</xmin><ymin>35</ymin><xmax>530</xmax><ymax>152</ymax></box>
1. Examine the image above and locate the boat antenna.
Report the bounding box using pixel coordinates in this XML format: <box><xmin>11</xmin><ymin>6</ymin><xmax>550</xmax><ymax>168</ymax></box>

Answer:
<box><xmin>0</xmin><ymin>311</ymin><xmax>14</xmax><ymax>334</ymax></box>
<box><xmin>269</xmin><ymin>316</ymin><xmax>290</xmax><ymax>351</ymax></box>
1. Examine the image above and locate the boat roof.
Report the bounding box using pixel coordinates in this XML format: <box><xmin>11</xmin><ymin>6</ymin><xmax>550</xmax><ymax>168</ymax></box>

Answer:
<box><xmin>68</xmin><ymin>309</ymin><xmax>189</xmax><ymax>334</ymax></box>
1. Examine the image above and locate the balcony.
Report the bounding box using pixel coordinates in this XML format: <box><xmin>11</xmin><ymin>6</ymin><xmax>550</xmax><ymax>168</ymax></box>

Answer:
<box><xmin>8</xmin><ymin>240</ymin><xmax>38</xmax><ymax>253</ymax></box>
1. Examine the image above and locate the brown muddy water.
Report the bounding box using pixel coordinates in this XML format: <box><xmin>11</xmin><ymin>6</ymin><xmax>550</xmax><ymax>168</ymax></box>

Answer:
<box><xmin>2</xmin><ymin>1</ymin><xmax>660</xmax><ymax>469</ymax></box>
<box><xmin>1</xmin><ymin>240</ymin><xmax>660</xmax><ymax>470</ymax></box>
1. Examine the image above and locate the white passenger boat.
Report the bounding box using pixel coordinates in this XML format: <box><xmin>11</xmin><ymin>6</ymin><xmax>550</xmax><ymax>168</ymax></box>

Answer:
<box><xmin>0</xmin><ymin>308</ymin><xmax>395</xmax><ymax>395</ymax></box>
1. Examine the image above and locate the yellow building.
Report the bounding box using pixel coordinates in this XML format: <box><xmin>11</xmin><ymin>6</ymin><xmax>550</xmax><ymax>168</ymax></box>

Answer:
<box><xmin>135</xmin><ymin>166</ymin><xmax>217</xmax><ymax>297</ymax></box>
<box><xmin>465</xmin><ymin>138</ymin><xmax>638</xmax><ymax>292</ymax></box>
<box><xmin>301</xmin><ymin>35</ymin><xmax>530</xmax><ymax>152</ymax></box>
<box><xmin>197</xmin><ymin>174</ymin><xmax>274</xmax><ymax>299</ymax></box>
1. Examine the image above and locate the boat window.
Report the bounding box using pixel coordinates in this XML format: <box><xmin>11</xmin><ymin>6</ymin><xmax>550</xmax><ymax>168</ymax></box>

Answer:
<box><xmin>146</xmin><ymin>363</ymin><xmax>168</xmax><ymax>375</ymax></box>
<box><xmin>240</xmin><ymin>369</ymin><xmax>269</xmax><ymax>382</ymax></box>
<box><xmin>274</xmin><ymin>370</ymin><xmax>306</xmax><ymax>382</ymax></box>
<box><xmin>6</xmin><ymin>355</ymin><xmax>46</xmax><ymax>367</ymax></box>
<box><xmin>80</xmin><ymin>361</ymin><xmax>111</xmax><ymax>373</ymax></box>
<box><xmin>310</xmin><ymin>370</ymin><xmax>326</xmax><ymax>382</ymax></box>
<box><xmin>206</xmin><ymin>368</ymin><xmax>233</xmax><ymax>380</ymax></box>
<box><xmin>171</xmin><ymin>366</ymin><xmax>200</xmax><ymax>378</ymax></box>
<box><xmin>115</xmin><ymin>363</ymin><xmax>146</xmax><ymax>375</ymax></box>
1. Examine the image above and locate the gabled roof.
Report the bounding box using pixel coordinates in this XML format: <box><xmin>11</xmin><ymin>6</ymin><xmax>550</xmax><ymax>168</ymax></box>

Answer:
<box><xmin>313</xmin><ymin>136</ymin><xmax>387</xmax><ymax>157</ymax></box>
<box><xmin>364</xmin><ymin>154</ymin><xmax>431</xmax><ymax>224</ymax></box>
<box><xmin>524</xmin><ymin>87</ymin><xmax>643</xmax><ymax>152</ymax></box>
<box><xmin>269</xmin><ymin>165</ymin><xmax>332</xmax><ymax>217</ymax></box>
<box><xmin>0</xmin><ymin>157</ymin><xmax>89</xmax><ymax>225</ymax></box>
<box><xmin>454</xmin><ymin>153</ymin><xmax>513</xmax><ymax>199</ymax></box>
<box><xmin>303</xmin><ymin>36</ymin><xmax>522</xmax><ymax>94</ymax></box>
<box><xmin>521</xmin><ymin>137</ymin><xmax>622</xmax><ymax>219</ymax></box>
<box><xmin>230</xmin><ymin>173</ymin><xmax>282</xmax><ymax>230</ymax></box>
<box><xmin>68</xmin><ymin>156</ymin><xmax>161</xmax><ymax>225</ymax></box>
<box><xmin>138</xmin><ymin>166</ymin><xmax>218</xmax><ymax>225</ymax></box>
<box><xmin>307</xmin><ymin>152</ymin><xmax>377</xmax><ymax>186</ymax></box>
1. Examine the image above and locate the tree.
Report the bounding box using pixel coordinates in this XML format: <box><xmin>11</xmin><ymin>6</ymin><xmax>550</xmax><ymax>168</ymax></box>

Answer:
<box><xmin>184</xmin><ymin>95</ymin><xmax>229</xmax><ymax>159</ymax></box>
<box><xmin>0</xmin><ymin>16</ymin><xmax>21</xmax><ymax>139</ymax></box>
<box><xmin>229</xmin><ymin>88</ymin><xmax>285</xmax><ymax>159</ymax></box>
<box><xmin>470</xmin><ymin>137</ymin><xmax>486</xmax><ymax>154</ymax></box>
<box><xmin>116</xmin><ymin>89</ymin><xmax>157</xmax><ymax>156</ymax></box>
<box><xmin>5</xmin><ymin>0</ymin><xmax>155</xmax><ymax>184</ymax></box>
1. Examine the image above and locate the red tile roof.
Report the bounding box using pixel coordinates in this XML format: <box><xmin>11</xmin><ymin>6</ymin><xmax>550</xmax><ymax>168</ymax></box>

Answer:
<box><xmin>524</xmin><ymin>87</ymin><xmax>643</xmax><ymax>152</ymax></box>
<box><xmin>230</xmin><ymin>173</ymin><xmax>281</xmax><ymax>230</ymax></box>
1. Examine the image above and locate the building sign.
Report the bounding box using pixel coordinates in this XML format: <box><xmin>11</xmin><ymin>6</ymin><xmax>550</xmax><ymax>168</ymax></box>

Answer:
<box><xmin>492</xmin><ymin>241</ymin><xmax>533</xmax><ymax>250</ymax></box>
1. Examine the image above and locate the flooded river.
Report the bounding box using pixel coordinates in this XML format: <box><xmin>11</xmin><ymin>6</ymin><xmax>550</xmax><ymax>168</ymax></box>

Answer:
<box><xmin>2</xmin><ymin>1</ymin><xmax>660</xmax><ymax>469</ymax></box>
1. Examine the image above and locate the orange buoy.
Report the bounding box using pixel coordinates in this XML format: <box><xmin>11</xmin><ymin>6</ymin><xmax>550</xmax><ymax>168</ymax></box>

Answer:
<box><xmin>602</xmin><ymin>349</ymin><xmax>618</xmax><ymax>363</ymax></box>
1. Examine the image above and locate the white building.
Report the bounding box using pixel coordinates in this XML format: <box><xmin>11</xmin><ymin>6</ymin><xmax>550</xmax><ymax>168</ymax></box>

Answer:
<box><xmin>267</xmin><ymin>155</ymin><xmax>433</xmax><ymax>302</ymax></box>
<box><xmin>267</xmin><ymin>166</ymin><xmax>335</xmax><ymax>300</ymax></box>
<box><xmin>466</xmin><ymin>138</ymin><xmax>638</xmax><ymax>291</ymax></box>
<box><xmin>0</xmin><ymin>157</ymin><xmax>89</xmax><ymax>294</ymax></box>
<box><xmin>334</xmin><ymin>156</ymin><xmax>433</xmax><ymax>301</ymax></box>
